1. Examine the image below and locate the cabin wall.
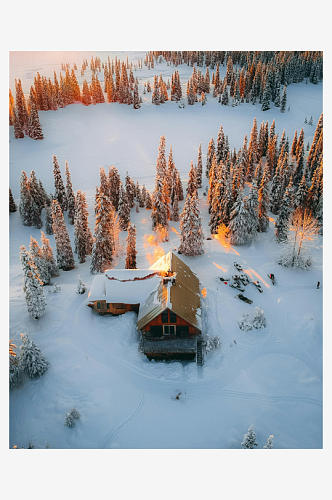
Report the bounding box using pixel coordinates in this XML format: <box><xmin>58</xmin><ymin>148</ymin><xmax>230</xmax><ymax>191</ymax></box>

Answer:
<box><xmin>92</xmin><ymin>301</ymin><xmax>139</xmax><ymax>315</ymax></box>
<box><xmin>142</xmin><ymin>309</ymin><xmax>200</xmax><ymax>336</ymax></box>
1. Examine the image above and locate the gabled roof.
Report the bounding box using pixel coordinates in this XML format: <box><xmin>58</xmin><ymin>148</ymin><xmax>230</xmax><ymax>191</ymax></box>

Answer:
<box><xmin>137</xmin><ymin>251</ymin><xmax>202</xmax><ymax>331</ymax></box>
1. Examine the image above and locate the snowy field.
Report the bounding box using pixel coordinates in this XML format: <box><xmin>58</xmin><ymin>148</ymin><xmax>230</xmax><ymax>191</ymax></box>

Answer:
<box><xmin>9</xmin><ymin>52</ymin><xmax>323</xmax><ymax>449</ymax></box>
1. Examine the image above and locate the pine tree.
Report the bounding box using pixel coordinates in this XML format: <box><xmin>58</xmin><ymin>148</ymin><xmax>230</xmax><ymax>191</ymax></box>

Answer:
<box><xmin>263</xmin><ymin>435</ymin><xmax>274</xmax><ymax>449</ymax></box>
<box><xmin>145</xmin><ymin>190</ymin><xmax>152</xmax><ymax>209</ymax></box>
<box><xmin>20</xmin><ymin>245</ymin><xmax>46</xmax><ymax>319</ymax></box>
<box><xmin>14</xmin><ymin>106</ymin><xmax>24</xmax><ymax>139</ymax></box>
<box><xmin>247</xmin><ymin>118</ymin><xmax>259</xmax><ymax>181</ymax></box>
<box><xmin>257</xmin><ymin>164</ymin><xmax>270</xmax><ymax>232</ymax></box>
<box><xmin>241</xmin><ymin>425</ymin><xmax>258</xmax><ymax>449</ymax></box>
<box><xmin>152</xmin><ymin>75</ymin><xmax>160</xmax><ymax>105</ymax></box>
<box><xmin>275</xmin><ymin>177</ymin><xmax>294</xmax><ymax>243</ymax></box>
<box><xmin>246</xmin><ymin>180</ymin><xmax>259</xmax><ymax>239</ymax></box>
<box><xmin>152</xmin><ymin>135</ymin><xmax>169</xmax><ymax>231</ymax></box>
<box><xmin>118</xmin><ymin>184</ymin><xmax>131</xmax><ymax>230</ymax></box>
<box><xmin>196</xmin><ymin>143</ymin><xmax>203</xmax><ymax>188</ymax></box>
<box><xmin>125</xmin><ymin>223</ymin><xmax>137</xmax><ymax>269</ymax></box>
<box><xmin>40</xmin><ymin>231</ymin><xmax>59</xmax><ymax>279</ymax></box>
<box><xmin>280</xmin><ymin>86</ymin><xmax>287</xmax><ymax>112</ymax></box>
<box><xmin>125</xmin><ymin>172</ymin><xmax>136</xmax><ymax>208</ymax></box>
<box><xmin>29</xmin><ymin>235</ymin><xmax>50</xmax><ymax>285</ymax></box>
<box><xmin>74</xmin><ymin>190</ymin><xmax>93</xmax><ymax>263</ymax></box>
<box><xmin>77</xmin><ymin>275</ymin><xmax>87</xmax><ymax>294</ymax></box>
<box><xmin>9</xmin><ymin>188</ymin><xmax>17</xmax><ymax>213</ymax></box>
<box><xmin>9</xmin><ymin>339</ymin><xmax>22</xmax><ymax>389</ymax></box>
<box><xmin>51</xmin><ymin>200</ymin><xmax>75</xmax><ymax>270</ymax></box>
<box><xmin>44</xmin><ymin>205</ymin><xmax>54</xmax><ymax>235</ymax></box>
<box><xmin>19</xmin><ymin>171</ymin><xmax>33</xmax><ymax>226</ymax></box>
<box><xmin>252</xmin><ymin>306</ymin><xmax>266</xmax><ymax>329</ymax></box>
<box><xmin>205</xmin><ymin>137</ymin><xmax>215</xmax><ymax>178</ymax></box>
<box><xmin>133</xmin><ymin>83</ymin><xmax>141</xmax><ymax>109</ymax></box>
<box><xmin>65</xmin><ymin>161</ymin><xmax>75</xmax><ymax>224</ymax></box>
<box><xmin>228</xmin><ymin>193</ymin><xmax>252</xmax><ymax>245</ymax></box>
<box><xmin>294</xmin><ymin>174</ymin><xmax>309</xmax><ymax>210</ymax></box>
<box><xmin>20</xmin><ymin>333</ymin><xmax>49</xmax><ymax>378</ymax></box>
<box><xmin>53</xmin><ymin>155</ymin><xmax>67</xmax><ymax>213</ymax></box>
<box><xmin>90</xmin><ymin>193</ymin><xmax>116</xmax><ymax>273</ymax></box>
<box><xmin>108</xmin><ymin>166</ymin><xmax>121</xmax><ymax>211</ymax></box>
<box><xmin>186</xmin><ymin>161</ymin><xmax>198</xmax><ymax>198</ymax></box>
<box><xmin>221</xmin><ymin>85</ymin><xmax>229</xmax><ymax>105</ymax></box>
<box><xmin>179</xmin><ymin>193</ymin><xmax>204</xmax><ymax>256</ymax></box>
<box><xmin>27</xmin><ymin>88</ymin><xmax>44</xmax><ymax>140</ymax></box>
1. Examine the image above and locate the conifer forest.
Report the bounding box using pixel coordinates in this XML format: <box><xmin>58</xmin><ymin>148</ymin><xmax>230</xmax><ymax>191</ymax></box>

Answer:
<box><xmin>9</xmin><ymin>50</ymin><xmax>323</xmax><ymax>456</ymax></box>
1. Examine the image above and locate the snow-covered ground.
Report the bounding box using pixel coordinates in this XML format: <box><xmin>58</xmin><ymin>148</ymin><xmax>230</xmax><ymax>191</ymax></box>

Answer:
<box><xmin>9</xmin><ymin>52</ymin><xmax>323</xmax><ymax>449</ymax></box>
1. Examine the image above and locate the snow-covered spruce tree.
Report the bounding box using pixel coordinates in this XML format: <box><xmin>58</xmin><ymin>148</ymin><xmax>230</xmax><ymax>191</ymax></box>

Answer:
<box><xmin>228</xmin><ymin>193</ymin><xmax>252</xmax><ymax>245</ymax></box>
<box><xmin>27</xmin><ymin>89</ymin><xmax>43</xmax><ymax>140</ymax></box>
<box><xmin>20</xmin><ymin>332</ymin><xmax>49</xmax><ymax>378</ymax></box>
<box><xmin>152</xmin><ymin>135</ymin><xmax>169</xmax><ymax>232</ymax></box>
<box><xmin>263</xmin><ymin>435</ymin><xmax>274</xmax><ymax>449</ymax></box>
<box><xmin>14</xmin><ymin>105</ymin><xmax>24</xmax><ymax>139</ymax></box>
<box><xmin>44</xmin><ymin>205</ymin><xmax>54</xmax><ymax>235</ymax></box>
<box><xmin>145</xmin><ymin>190</ymin><xmax>152</xmax><ymax>210</ymax></box>
<box><xmin>27</xmin><ymin>171</ymin><xmax>43</xmax><ymax>229</ymax></box>
<box><xmin>179</xmin><ymin>193</ymin><xmax>204</xmax><ymax>256</ymax></box>
<box><xmin>118</xmin><ymin>183</ymin><xmax>131</xmax><ymax>231</ymax></box>
<box><xmin>65</xmin><ymin>161</ymin><xmax>75</xmax><ymax>225</ymax></box>
<box><xmin>20</xmin><ymin>245</ymin><xmax>46</xmax><ymax>319</ymax></box>
<box><xmin>238</xmin><ymin>313</ymin><xmax>253</xmax><ymax>332</ymax></box>
<box><xmin>53</xmin><ymin>155</ymin><xmax>67</xmax><ymax>213</ymax></box>
<box><xmin>176</xmin><ymin>170</ymin><xmax>184</xmax><ymax>202</ymax></box>
<box><xmin>275</xmin><ymin>178</ymin><xmax>294</xmax><ymax>243</ymax></box>
<box><xmin>133</xmin><ymin>83</ymin><xmax>140</xmax><ymax>109</ymax></box>
<box><xmin>19</xmin><ymin>171</ymin><xmax>34</xmax><ymax>226</ymax></box>
<box><xmin>241</xmin><ymin>425</ymin><xmax>258</xmax><ymax>449</ymax></box>
<box><xmin>40</xmin><ymin>231</ymin><xmax>58</xmax><ymax>279</ymax></box>
<box><xmin>51</xmin><ymin>200</ymin><xmax>75</xmax><ymax>270</ymax></box>
<box><xmin>246</xmin><ymin>118</ymin><xmax>259</xmax><ymax>181</ymax></box>
<box><xmin>196</xmin><ymin>143</ymin><xmax>203</xmax><ymax>188</ymax></box>
<box><xmin>64</xmin><ymin>407</ymin><xmax>80</xmax><ymax>428</ymax></box>
<box><xmin>252</xmin><ymin>306</ymin><xmax>266</xmax><ymax>329</ymax></box>
<box><xmin>10</xmin><ymin>188</ymin><xmax>17</xmax><ymax>213</ymax></box>
<box><xmin>9</xmin><ymin>339</ymin><xmax>22</xmax><ymax>389</ymax></box>
<box><xmin>125</xmin><ymin>172</ymin><xmax>136</xmax><ymax>209</ymax></box>
<box><xmin>90</xmin><ymin>193</ymin><xmax>116</xmax><ymax>274</ymax></box>
<box><xmin>74</xmin><ymin>190</ymin><xmax>93</xmax><ymax>263</ymax></box>
<box><xmin>205</xmin><ymin>137</ymin><xmax>215</xmax><ymax>178</ymax></box>
<box><xmin>280</xmin><ymin>86</ymin><xmax>287</xmax><ymax>113</ymax></box>
<box><xmin>77</xmin><ymin>275</ymin><xmax>87</xmax><ymax>294</ymax></box>
<box><xmin>257</xmin><ymin>165</ymin><xmax>270</xmax><ymax>233</ymax></box>
<box><xmin>221</xmin><ymin>85</ymin><xmax>229</xmax><ymax>105</ymax></box>
<box><xmin>125</xmin><ymin>223</ymin><xmax>137</xmax><ymax>269</ymax></box>
<box><xmin>29</xmin><ymin>236</ymin><xmax>50</xmax><ymax>285</ymax></box>
<box><xmin>186</xmin><ymin>161</ymin><xmax>198</xmax><ymax>198</ymax></box>
<box><xmin>108</xmin><ymin>166</ymin><xmax>121</xmax><ymax>211</ymax></box>
<box><xmin>246</xmin><ymin>180</ymin><xmax>259</xmax><ymax>239</ymax></box>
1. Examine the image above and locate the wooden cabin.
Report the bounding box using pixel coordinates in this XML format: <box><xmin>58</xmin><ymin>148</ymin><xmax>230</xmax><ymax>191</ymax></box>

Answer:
<box><xmin>88</xmin><ymin>252</ymin><xmax>202</xmax><ymax>362</ymax></box>
<box><xmin>137</xmin><ymin>252</ymin><xmax>202</xmax><ymax>361</ymax></box>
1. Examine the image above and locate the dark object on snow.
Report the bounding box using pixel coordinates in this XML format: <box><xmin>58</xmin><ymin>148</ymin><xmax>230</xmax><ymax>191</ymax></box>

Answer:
<box><xmin>177</xmin><ymin>249</ymin><xmax>182</xmax><ymax>254</ymax></box>
<box><xmin>268</xmin><ymin>273</ymin><xmax>276</xmax><ymax>285</ymax></box>
<box><xmin>219</xmin><ymin>277</ymin><xmax>230</xmax><ymax>282</ymax></box>
<box><xmin>233</xmin><ymin>274</ymin><xmax>250</xmax><ymax>285</ymax></box>
<box><xmin>230</xmin><ymin>282</ymin><xmax>245</xmax><ymax>292</ymax></box>
<box><xmin>236</xmin><ymin>293</ymin><xmax>253</xmax><ymax>304</ymax></box>
<box><xmin>317</xmin><ymin>281</ymin><xmax>320</xmax><ymax>289</ymax></box>
<box><xmin>253</xmin><ymin>281</ymin><xmax>263</xmax><ymax>293</ymax></box>
<box><xmin>234</xmin><ymin>262</ymin><xmax>243</xmax><ymax>271</ymax></box>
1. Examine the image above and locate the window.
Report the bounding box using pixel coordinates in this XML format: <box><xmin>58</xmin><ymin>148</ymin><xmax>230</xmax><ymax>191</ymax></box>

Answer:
<box><xmin>113</xmin><ymin>303</ymin><xmax>126</xmax><ymax>309</ymax></box>
<box><xmin>97</xmin><ymin>302</ymin><xmax>101</xmax><ymax>309</ymax></box>
<box><xmin>169</xmin><ymin>311</ymin><xmax>177</xmax><ymax>323</ymax></box>
<box><xmin>107</xmin><ymin>303</ymin><xmax>110</xmax><ymax>309</ymax></box>
<box><xmin>161</xmin><ymin>310</ymin><xmax>169</xmax><ymax>323</ymax></box>
<box><xmin>163</xmin><ymin>325</ymin><xmax>175</xmax><ymax>335</ymax></box>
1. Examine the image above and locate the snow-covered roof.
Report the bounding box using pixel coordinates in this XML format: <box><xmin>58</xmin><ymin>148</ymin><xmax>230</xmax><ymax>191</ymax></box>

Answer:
<box><xmin>88</xmin><ymin>269</ymin><xmax>161</xmax><ymax>304</ymax></box>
